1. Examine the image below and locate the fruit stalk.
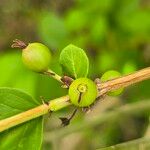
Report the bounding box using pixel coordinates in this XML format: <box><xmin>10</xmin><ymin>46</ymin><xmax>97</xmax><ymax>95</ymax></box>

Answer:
<box><xmin>43</xmin><ymin>69</ymin><xmax>63</xmax><ymax>84</ymax></box>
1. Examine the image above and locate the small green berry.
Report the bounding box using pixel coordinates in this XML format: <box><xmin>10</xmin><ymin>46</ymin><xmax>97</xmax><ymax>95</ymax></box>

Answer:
<box><xmin>22</xmin><ymin>43</ymin><xmax>51</xmax><ymax>72</ymax></box>
<box><xmin>69</xmin><ymin>78</ymin><xmax>98</xmax><ymax>107</ymax></box>
<box><xmin>101</xmin><ymin>70</ymin><xmax>124</xmax><ymax>96</ymax></box>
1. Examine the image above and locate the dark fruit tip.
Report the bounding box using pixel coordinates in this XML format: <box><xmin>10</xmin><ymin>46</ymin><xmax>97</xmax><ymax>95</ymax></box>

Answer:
<box><xmin>11</xmin><ymin>39</ymin><xmax>28</xmax><ymax>49</ymax></box>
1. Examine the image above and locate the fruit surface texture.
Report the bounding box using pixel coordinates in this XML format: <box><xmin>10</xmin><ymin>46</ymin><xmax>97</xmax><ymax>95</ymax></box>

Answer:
<box><xmin>22</xmin><ymin>43</ymin><xmax>51</xmax><ymax>72</ymax></box>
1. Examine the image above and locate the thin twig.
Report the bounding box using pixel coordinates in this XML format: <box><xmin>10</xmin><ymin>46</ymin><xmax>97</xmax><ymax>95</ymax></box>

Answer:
<box><xmin>0</xmin><ymin>67</ymin><xmax>150</xmax><ymax>132</ymax></box>
<box><xmin>43</xmin><ymin>69</ymin><xmax>63</xmax><ymax>84</ymax></box>
<box><xmin>43</xmin><ymin>69</ymin><xmax>74</xmax><ymax>87</ymax></box>
<box><xmin>97</xmin><ymin>67</ymin><xmax>150</xmax><ymax>97</ymax></box>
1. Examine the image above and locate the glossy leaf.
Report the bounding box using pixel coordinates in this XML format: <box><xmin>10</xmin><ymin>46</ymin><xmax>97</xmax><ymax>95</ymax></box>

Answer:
<box><xmin>0</xmin><ymin>88</ymin><xmax>43</xmax><ymax>150</ymax></box>
<box><xmin>59</xmin><ymin>44</ymin><xmax>89</xmax><ymax>78</ymax></box>
<box><xmin>0</xmin><ymin>117</ymin><xmax>43</xmax><ymax>150</ymax></box>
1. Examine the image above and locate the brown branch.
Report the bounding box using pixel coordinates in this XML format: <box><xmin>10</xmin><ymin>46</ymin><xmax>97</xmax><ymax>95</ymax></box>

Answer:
<box><xmin>0</xmin><ymin>67</ymin><xmax>150</xmax><ymax>132</ymax></box>
<box><xmin>97</xmin><ymin>67</ymin><xmax>150</xmax><ymax>97</ymax></box>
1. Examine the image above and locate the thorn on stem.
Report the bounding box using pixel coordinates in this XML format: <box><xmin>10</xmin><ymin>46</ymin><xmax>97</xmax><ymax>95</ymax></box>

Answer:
<box><xmin>40</xmin><ymin>96</ymin><xmax>49</xmax><ymax>106</ymax></box>
<box><xmin>82</xmin><ymin>106</ymin><xmax>91</xmax><ymax>113</ymax></box>
<box><xmin>40</xmin><ymin>96</ymin><xmax>52</xmax><ymax>117</ymax></box>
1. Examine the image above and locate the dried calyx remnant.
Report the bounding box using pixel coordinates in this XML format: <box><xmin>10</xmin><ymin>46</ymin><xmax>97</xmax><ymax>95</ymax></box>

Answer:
<box><xmin>11</xmin><ymin>39</ymin><xmax>52</xmax><ymax>73</ymax></box>
<box><xmin>11</xmin><ymin>39</ymin><xmax>27</xmax><ymax>49</ymax></box>
<box><xmin>59</xmin><ymin>109</ymin><xmax>78</xmax><ymax>126</ymax></box>
<box><xmin>61</xmin><ymin>76</ymin><xmax>74</xmax><ymax>88</ymax></box>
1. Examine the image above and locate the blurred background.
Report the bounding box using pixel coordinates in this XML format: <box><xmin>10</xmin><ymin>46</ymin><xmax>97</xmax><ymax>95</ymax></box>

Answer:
<box><xmin>0</xmin><ymin>0</ymin><xmax>150</xmax><ymax>149</ymax></box>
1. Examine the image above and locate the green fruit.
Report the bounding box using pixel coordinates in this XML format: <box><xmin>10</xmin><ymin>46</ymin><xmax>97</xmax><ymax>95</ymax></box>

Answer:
<box><xmin>69</xmin><ymin>78</ymin><xmax>98</xmax><ymax>107</ymax></box>
<box><xmin>22</xmin><ymin>43</ymin><xmax>51</xmax><ymax>72</ymax></box>
<box><xmin>101</xmin><ymin>70</ymin><xmax>124</xmax><ymax>96</ymax></box>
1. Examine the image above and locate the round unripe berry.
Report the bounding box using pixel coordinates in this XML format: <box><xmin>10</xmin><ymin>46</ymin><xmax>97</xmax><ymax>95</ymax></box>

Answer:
<box><xmin>22</xmin><ymin>43</ymin><xmax>51</xmax><ymax>72</ymax></box>
<box><xmin>101</xmin><ymin>70</ymin><xmax>124</xmax><ymax>96</ymax></box>
<box><xmin>69</xmin><ymin>78</ymin><xmax>98</xmax><ymax>107</ymax></box>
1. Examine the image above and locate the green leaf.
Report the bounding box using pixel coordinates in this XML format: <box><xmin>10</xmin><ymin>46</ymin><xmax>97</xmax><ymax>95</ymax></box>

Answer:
<box><xmin>0</xmin><ymin>117</ymin><xmax>43</xmax><ymax>150</ymax></box>
<box><xmin>0</xmin><ymin>88</ymin><xmax>43</xmax><ymax>150</ymax></box>
<box><xmin>59</xmin><ymin>44</ymin><xmax>89</xmax><ymax>78</ymax></box>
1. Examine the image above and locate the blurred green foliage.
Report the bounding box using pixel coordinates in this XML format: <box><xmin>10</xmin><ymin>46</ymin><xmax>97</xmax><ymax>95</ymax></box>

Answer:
<box><xmin>0</xmin><ymin>0</ymin><xmax>150</xmax><ymax>149</ymax></box>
